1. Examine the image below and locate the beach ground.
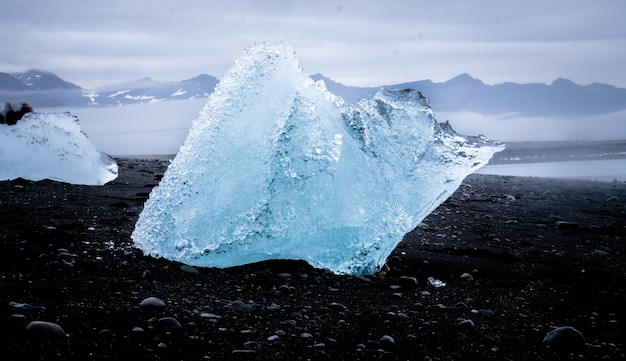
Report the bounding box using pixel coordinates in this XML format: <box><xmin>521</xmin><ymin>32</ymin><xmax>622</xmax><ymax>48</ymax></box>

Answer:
<box><xmin>1</xmin><ymin>158</ymin><xmax>625</xmax><ymax>360</ymax></box>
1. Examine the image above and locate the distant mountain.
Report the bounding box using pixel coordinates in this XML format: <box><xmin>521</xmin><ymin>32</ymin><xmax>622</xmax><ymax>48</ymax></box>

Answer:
<box><xmin>12</xmin><ymin>69</ymin><xmax>82</xmax><ymax>91</ymax></box>
<box><xmin>0</xmin><ymin>70</ymin><xmax>219</xmax><ymax>108</ymax></box>
<box><xmin>2</xmin><ymin>70</ymin><xmax>626</xmax><ymax>117</ymax></box>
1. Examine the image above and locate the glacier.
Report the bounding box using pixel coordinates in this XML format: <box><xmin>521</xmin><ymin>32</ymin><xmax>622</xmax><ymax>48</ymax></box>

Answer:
<box><xmin>0</xmin><ymin>112</ymin><xmax>118</xmax><ymax>185</ymax></box>
<box><xmin>132</xmin><ymin>42</ymin><xmax>504</xmax><ymax>275</ymax></box>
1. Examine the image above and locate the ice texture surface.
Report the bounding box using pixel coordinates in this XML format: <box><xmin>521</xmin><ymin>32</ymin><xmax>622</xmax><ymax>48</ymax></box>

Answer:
<box><xmin>132</xmin><ymin>42</ymin><xmax>503</xmax><ymax>275</ymax></box>
<box><xmin>0</xmin><ymin>112</ymin><xmax>118</xmax><ymax>185</ymax></box>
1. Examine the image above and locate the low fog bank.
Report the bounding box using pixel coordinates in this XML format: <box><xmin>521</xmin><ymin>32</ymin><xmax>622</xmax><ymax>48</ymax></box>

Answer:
<box><xmin>440</xmin><ymin>109</ymin><xmax>626</xmax><ymax>143</ymax></box>
<box><xmin>44</xmin><ymin>99</ymin><xmax>206</xmax><ymax>156</ymax></box>
<box><xmin>42</xmin><ymin>100</ymin><xmax>626</xmax><ymax>156</ymax></box>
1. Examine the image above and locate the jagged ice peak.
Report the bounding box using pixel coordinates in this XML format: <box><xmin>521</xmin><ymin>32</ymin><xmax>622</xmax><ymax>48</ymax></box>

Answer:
<box><xmin>131</xmin><ymin>41</ymin><xmax>504</xmax><ymax>275</ymax></box>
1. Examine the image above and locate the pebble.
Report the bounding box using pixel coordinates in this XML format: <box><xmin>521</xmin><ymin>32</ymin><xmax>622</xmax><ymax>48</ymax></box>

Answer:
<box><xmin>139</xmin><ymin>297</ymin><xmax>166</xmax><ymax>310</ymax></box>
<box><xmin>9</xmin><ymin>302</ymin><xmax>46</xmax><ymax>311</ymax></box>
<box><xmin>456</xmin><ymin>319</ymin><xmax>475</xmax><ymax>332</ymax></box>
<box><xmin>451</xmin><ymin>302</ymin><xmax>470</xmax><ymax>312</ymax></box>
<box><xmin>592</xmin><ymin>249</ymin><xmax>609</xmax><ymax>257</ymax></box>
<box><xmin>226</xmin><ymin>300</ymin><xmax>253</xmax><ymax>312</ymax></box>
<box><xmin>398</xmin><ymin>276</ymin><xmax>419</xmax><ymax>289</ymax></box>
<box><xmin>267</xmin><ymin>303</ymin><xmax>281</xmax><ymax>311</ymax></box>
<box><xmin>460</xmin><ymin>273</ymin><xmax>474</xmax><ymax>282</ymax></box>
<box><xmin>379</xmin><ymin>335</ymin><xmax>395</xmax><ymax>346</ymax></box>
<box><xmin>379</xmin><ymin>351</ymin><xmax>399</xmax><ymax>361</ymax></box>
<box><xmin>543</xmin><ymin>326</ymin><xmax>586</xmax><ymax>352</ymax></box>
<box><xmin>232</xmin><ymin>349</ymin><xmax>256</xmax><ymax>356</ymax></box>
<box><xmin>26</xmin><ymin>321</ymin><xmax>65</xmax><ymax>337</ymax></box>
<box><xmin>158</xmin><ymin>317</ymin><xmax>182</xmax><ymax>328</ymax></box>
<box><xmin>180</xmin><ymin>265</ymin><xmax>199</xmax><ymax>273</ymax></box>
<box><xmin>555</xmin><ymin>221</ymin><xmax>580</xmax><ymax>230</ymax></box>
<box><xmin>243</xmin><ymin>340</ymin><xmax>261</xmax><ymax>349</ymax></box>
<box><xmin>328</xmin><ymin>302</ymin><xmax>347</xmax><ymax>311</ymax></box>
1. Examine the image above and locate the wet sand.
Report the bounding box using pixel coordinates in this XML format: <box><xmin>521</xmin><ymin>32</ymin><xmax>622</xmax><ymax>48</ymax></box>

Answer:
<box><xmin>1</xmin><ymin>158</ymin><xmax>625</xmax><ymax>360</ymax></box>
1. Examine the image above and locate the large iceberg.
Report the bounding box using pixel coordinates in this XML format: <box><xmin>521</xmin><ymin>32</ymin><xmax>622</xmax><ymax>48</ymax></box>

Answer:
<box><xmin>132</xmin><ymin>42</ymin><xmax>503</xmax><ymax>275</ymax></box>
<box><xmin>0</xmin><ymin>112</ymin><xmax>118</xmax><ymax>185</ymax></box>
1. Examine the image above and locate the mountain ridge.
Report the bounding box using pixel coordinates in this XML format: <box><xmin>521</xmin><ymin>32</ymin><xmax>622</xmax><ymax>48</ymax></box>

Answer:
<box><xmin>1</xmin><ymin>69</ymin><xmax>625</xmax><ymax>117</ymax></box>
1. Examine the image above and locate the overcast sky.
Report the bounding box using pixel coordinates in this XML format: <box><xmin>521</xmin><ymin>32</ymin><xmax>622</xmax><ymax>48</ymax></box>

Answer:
<box><xmin>2</xmin><ymin>0</ymin><xmax>625</xmax><ymax>90</ymax></box>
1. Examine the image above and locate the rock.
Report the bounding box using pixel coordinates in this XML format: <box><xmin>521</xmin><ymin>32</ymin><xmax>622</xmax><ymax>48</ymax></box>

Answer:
<box><xmin>451</xmin><ymin>302</ymin><xmax>470</xmax><ymax>312</ymax></box>
<box><xmin>456</xmin><ymin>319</ymin><xmax>475</xmax><ymax>332</ymax></box>
<box><xmin>26</xmin><ymin>321</ymin><xmax>65</xmax><ymax>337</ymax></box>
<box><xmin>592</xmin><ymin>249</ymin><xmax>609</xmax><ymax>257</ymax></box>
<box><xmin>9</xmin><ymin>302</ymin><xmax>46</xmax><ymax>311</ymax></box>
<box><xmin>555</xmin><ymin>221</ymin><xmax>580</xmax><ymax>230</ymax></box>
<box><xmin>232</xmin><ymin>349</ymin><xmax>256</xmax><ymax>356</ymax></box>
<box><xmin>379</xmin><ymin>335</ymin><xmax>395</xmax><ymax>346</ymax></box>
<box><xmin>543</xmin><ymin>326</ymin><xmax>586</xmax><ymax>352</ymax></box>
<box><xmin>328</xmin><ymin>302</ymin><xmax>347</xmax><ymax>311</ymax></box>
<box><xmin>180</xmin><ymin>265</ymin><xmax>199</xmax><ymax>273</ymax></box>
<box><xmin>226</xmin><ymin>300</ymin><xmax>253</xmax><ymax>312</ymax></box>
<box><xmin>398</xmin><ymin>276</ymin><xmax>419</xmax><ymax>289</ymax></box>
<box><xmin>478</xmin><ymin>309</ymin><xmax>495</xmax><ymax>317</ymax></box>
<box><xmin>158</xmin><ymin>317</ymin><xmax>182</xmax><ymax>328</ymax></box>
<box><xmin>243</xmin><ymin>340</ymin><xmax>261</xmax><ymax>350</ymax></box>
<box><xmin>379</xmin><ymin>351</ymin><xmax>399</xmax><ymax>361</ymax></box>
<box><xmin>460</xmin><ymin>273</ymin><xmax>474</xmax><ymax>282</ymax></box>
<box><xmin>139</xmin><ymin>296</ymin><xmax>166</xmax><ymax>310</ymax></box>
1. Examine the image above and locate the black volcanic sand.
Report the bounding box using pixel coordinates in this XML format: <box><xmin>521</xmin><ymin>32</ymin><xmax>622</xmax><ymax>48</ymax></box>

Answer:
<box><xmin>1</xmin><ymin>158</ymin><xmax>625</xmax><ymax>360</ymax></box>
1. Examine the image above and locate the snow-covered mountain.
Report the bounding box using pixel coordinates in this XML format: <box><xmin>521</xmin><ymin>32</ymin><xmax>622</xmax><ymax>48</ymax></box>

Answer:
<box><xmin>0</xmin><ymin>70</ymin><xmax>218</xmax><ymax>108</ymax></box>
<box><xmin>1</xmin><ymin>69</ymin><xmax>626</xmax><ymax>117</ymax></box>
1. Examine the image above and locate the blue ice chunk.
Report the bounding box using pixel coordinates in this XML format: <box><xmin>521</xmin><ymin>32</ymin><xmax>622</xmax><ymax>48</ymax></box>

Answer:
<box><xmin>0</xmin><ymin>112</ymin><xmax>118</xmax><ymax>185</ymax></box>
<box><xmin>131</xmin><ymin>41</ymin><xmax>503</xmax><ymax>275</ymax></box>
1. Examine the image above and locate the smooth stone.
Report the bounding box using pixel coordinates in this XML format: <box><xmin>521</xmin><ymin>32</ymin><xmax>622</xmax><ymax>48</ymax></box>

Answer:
<box><xmin>232</xmin><ymin>349</ymin><xmax>256</xmax><ymax>356</ymax></box>
<box><xmin>328</xmin><ymin>302</ymin><xmax>347</xmax><ymax>311</ymax></box>
<box><xmin>26</xmin><ymin>321</ymin><xmax>65</xmax><ymax>337</ymax></box>
<box><xmin>398</xmin><ymin>276</ymin><xmax>418</xmax><ymax>289</ymax></box>
<box><xmin>456</xmin><ymin>319</ymin><xmax>475</xmax><ymax>332</ymax></box>
<box><xmin>379</xmin><ymin>335</ymin><xmax>395</xmax><ymax>345</ymax></box>
<box><xmin>139</xmin><ymin>297</ymin><xmax>166</xmax><ymax>309</ymax></box>
<box><xmin>543</xmin><ymin>326</ymin><xmax>586</xmax><ymax>352</ymax></box>
<box><xmin>451</xmin><ymin>302</ymin><xmax>470</xmax><ymax>312</ymax></box>
<box><xmin>226</xmin><ymin>300</ymin><xmax>253</xmax><ymax>312</ymax></box>
<box><xmin>243</xmin><ymin>340</ymin><xmax>261</xmax><ymax>349</ymax></box>
<box><xmin>9</xmin><ymin>302</ymin><xmax>46</xmax><ymax>311</ymax></box>
<box><xmin>460</xmin><ymin>273</ymin><xmax>474</xmax><ymax>282</ymax></box>
<box><xmin>555</xmin><ymin>221</ymin><xmax>580</xmax><ymax>229</ymax></box>
<box><xmin>180</xmin><ymin>265</ymin><xmax>199</xmax><ymax>273</ymax></box>
<box><xmin>158</xmin><ymin>317</ymin><xmax>182</xmax><ymax>328</ymax></box>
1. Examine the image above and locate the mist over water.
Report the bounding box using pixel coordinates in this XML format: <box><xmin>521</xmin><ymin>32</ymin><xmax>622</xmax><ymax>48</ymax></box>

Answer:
<box><xmin>49</xmin><ymin>99</ymin><xmax>206</xmax><ymax>156</ymax></box>
<box><xmin>438</xmin><ymin>110</ymin><xmax>626</xmax><ymax>143</ymax></box>
<box><xmin>45</xmin><ymin>98</ymin><xmax>626</xmax><ymax>181</ymax></box>
<box><xmin>478</xmin><ymin>159</ymin><xmax>626</xmax><ymax>182</ymax></box>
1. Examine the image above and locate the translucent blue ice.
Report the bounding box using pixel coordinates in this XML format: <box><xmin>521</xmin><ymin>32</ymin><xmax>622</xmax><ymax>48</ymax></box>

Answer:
<box><xmin>0</xmin><ymin>112</ymin><xmax>118</xmax><ymax>185</ymax></box>
<box><xmin>132</xmin><ymin>42</ymin><xmax>503</xmax><ymax>275</ymax></box>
